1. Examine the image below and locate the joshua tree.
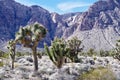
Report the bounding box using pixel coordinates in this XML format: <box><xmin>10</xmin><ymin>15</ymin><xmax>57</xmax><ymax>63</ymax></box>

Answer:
<box><xmin>7</xmin><ymin>40</ymin><xmax>16</xmax><ymax>69</ymax></box>
<box><xmin>66</xmin><ymin>37</ymin><xmax>83</xmax><ymax>62</ymax></box>
<box><xmin>14</xmin><ymin>22</ymin><xmax>47</xmax><ymax>71</ymax></box>
<box><xmin>44</xmin><ymin>38</ymin><xmax>69</xmax><ymax>69</ymax></box>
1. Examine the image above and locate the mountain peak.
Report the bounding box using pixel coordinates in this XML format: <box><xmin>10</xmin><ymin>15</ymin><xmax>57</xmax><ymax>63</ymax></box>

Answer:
<box><xmin>31</xmin><ymin>5</ymin><xmax>49</xmax><ymax>13</ymax></box>
<box><xmin>0</xmin><ymin>0</ymin><xmax>119</xmax><ymax>51</ymax></box>
<box><xmin>88</xmin><ymin>0</ymin><xmax>115</xmax><ymax>14</ymax></box>
<box><xmin>0</xmin><ymin>0</ymin><xmax>14</xmax><ymax>2</ymax></box>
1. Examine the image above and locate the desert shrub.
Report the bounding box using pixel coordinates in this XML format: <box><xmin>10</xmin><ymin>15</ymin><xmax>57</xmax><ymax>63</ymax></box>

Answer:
<box><xmin>113</xmin><ymin>40</ymin><xmax>120</xmax><ymax>61</ymax></box>
<box><xmin>0</xmin><ymin>50</ymin><xmax>9</xmax><ymax>58</ymax></box>
<box><xmin>86</xmin><ymin>48</ymin><xmax>96</xmax><ymax>57</ymax></box>
<box><xmin>0</xmin><ymin>50</ymin><xmax>4</xmax><ymax>57</ymax></box>
<box><xmin>0</xmin><ymin>61</ymin><xmax>4</xmax><ymax>67</ymax></box>
<box><xmin>66</xmin><ymin>37</ymin><xmax>83</xmax><ymax>62</ymax></box>
<box><xmin>16</xmin><ymin>52</ymin><xmax>25</xmax><ymax>57</ymax></box>
<box><xmin>78</xmin><ymin>67</ymin><xmax>116</xmax><ymax>80</ymax></box>
<box><xmin>79</xmin><ymin>52</ymin><xmax>86</xmax><ymax>56</ymax></box>
<box><xmin>2</xmin><ymin>53</ymin><xmax>9</xmax><ymax>58</ymax></box>
<box><xmin>100</xmin><ymin>50</ymin><xmax>110</xmax><ymax>57</ymax></box>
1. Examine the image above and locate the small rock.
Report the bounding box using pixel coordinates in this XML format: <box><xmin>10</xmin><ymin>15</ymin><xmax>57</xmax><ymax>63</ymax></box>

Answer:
<box><xmin>18</xmin><ymin>58</ymin><xmax>26</xmax><ymax>63</ymax></box>
<box><xmin>89</xmin><ymin>60</ymin><xmax>95</xmax><ymax>65</ymax></box>
<box><xmin>0</xmin><ymin>69</ymin><xmax>5</xmax><ymax>78</ymax></box>
<box><xmin>21</xmin><ymin>73</ymin><xmax>29</xmax><ymax>79</ymax></box>
<box><xmin>26</xmin><ymin>57</ymin><xmax>33</xmax><ymax>63</ymax></box>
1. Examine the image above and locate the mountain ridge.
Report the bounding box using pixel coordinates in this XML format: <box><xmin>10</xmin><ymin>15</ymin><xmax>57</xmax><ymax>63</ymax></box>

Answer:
<box><xmin>0</xmin><ymin>0</ymin><xmax>119</xmax><ymax>50</ymax></box>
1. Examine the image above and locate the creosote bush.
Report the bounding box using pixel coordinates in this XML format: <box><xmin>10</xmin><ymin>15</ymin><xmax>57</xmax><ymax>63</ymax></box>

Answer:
<box><xmin>0</xmin><ymin>61</ymin><xmax>4</xmax><ymax>67</ymax></box>
<box><xmin>0</xmin><ymin>50</ymin><xmax>9</xmax><ymax>58</ymax></box>
<box><xmin>87</xmin><ymin>48</ymin><xmax>96</xmax><ymax>57</ymax></box>
<box><xmin>99</xmin><ymin>50</ymin><xmax>114</xmax><ymax>57</ymax></box>
<box><xmin>16</xmin><ymin>52</ymin><xmax>25</xmax><ymax>57</ymax></box>
<box><xmin>81</xmin><ymin>49</ymin><xmax>115</xmax><ymax>57</ymax></box>
<box><xmin>0</xmin><ymin>50</ymin><xmax>5</xmax><ymax>57</ymax></box>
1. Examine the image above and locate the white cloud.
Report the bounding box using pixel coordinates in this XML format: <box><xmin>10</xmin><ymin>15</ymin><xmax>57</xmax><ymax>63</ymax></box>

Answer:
<box><xmin>57</xmin><ymin>2</ymin><xmax>92</xmax><ymax>11</ymax></box>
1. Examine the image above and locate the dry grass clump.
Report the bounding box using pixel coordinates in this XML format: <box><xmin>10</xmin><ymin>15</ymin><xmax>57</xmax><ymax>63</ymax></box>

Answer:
<box><xmin>78</xmin><ymin>67</ymin><xmax>116</xmax><ymax>80</ymax></box>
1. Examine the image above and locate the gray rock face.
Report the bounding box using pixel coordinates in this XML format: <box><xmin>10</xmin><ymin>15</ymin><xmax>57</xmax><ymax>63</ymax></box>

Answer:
<box><xmin>66</xmin><ymin>0</ymin><xmax>120</xmax><ymax>50</ymax></box>
<box><xmin>0</xmin><ymin>0</ymin><xmax>120</xmax><ymax>50</ymax></box>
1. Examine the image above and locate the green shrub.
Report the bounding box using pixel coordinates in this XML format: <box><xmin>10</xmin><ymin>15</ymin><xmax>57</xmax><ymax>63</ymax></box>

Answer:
<box><xmin>0</xmin><ymin>61</ymin><xmax>4</xmax><ymax>67</ymax></box>
<box><xmin>2</xmin><ymin>53</ymin><xmax>9</xmax><ymax>58</ymax></box>
<box><xmin>0</xmin><ymin>50</ymin><xmax>9</xmax><ymax>58</ymax></box>
<box><xmin>66</xmin><ymin>37</ymin><xmax>83</xmax><ymax>62</ymax></box>
<box><xmin>113</xmin><ymin>40</ymin><xmax>120</xmax><ymax>61</ymax></box>
<box><xmin>100</xmin><ymin>50</ymin><xmax>109</xmax><ymax>57</ymax></box>
<box><xmin>86</xmin><ymin>48</ymin><xmax>96</xmax><ymax>57</ymax></box>
<box><xmin>16</xmin><ymin>52</ymin><xmax>25</xmax><ymax>57</ymax></box>
<box><xmin>0</xmin><ymin>50</ymin><xmax>4</xmax><ymax>57</ymax></box>
<box><xmin>78</xmin><ymin>67</ymin><xmax>116</xmax><ymax>80</ymax></box>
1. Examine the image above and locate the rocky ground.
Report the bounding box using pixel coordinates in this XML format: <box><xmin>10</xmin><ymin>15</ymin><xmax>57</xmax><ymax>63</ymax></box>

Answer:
<box><xmin>0</xmin><ymin>56</ymin><xmax>120</xmax><ymax>80</ymax></box>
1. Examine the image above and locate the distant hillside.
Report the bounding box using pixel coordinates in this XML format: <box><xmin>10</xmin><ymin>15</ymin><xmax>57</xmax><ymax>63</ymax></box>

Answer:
<box><xmin>0</xmin><ymin>0</ymin><xmax>119</xmax><ymax>50</ymax></box>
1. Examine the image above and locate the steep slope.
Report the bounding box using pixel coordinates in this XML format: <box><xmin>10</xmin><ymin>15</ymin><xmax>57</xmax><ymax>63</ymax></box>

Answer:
<box><xmin>0</xmin><ymin>0</ymin><xmax>31</xmax><ymax>40</ymax></box>
<box><xmin>0</xmin><ymin>0</ymin><xmax>57</xmax><ymax>45</ymax></box>
<box><xmin>67</xmin><ymin>0</ymin><xmax>120</xmax><ymax>50</ymax></box>
<box><xmin>0</xmin><ymin>0</ymin><xmax>119</xmax><ymax>50</ymax></box>
<box><xmin>0</xmin><ymin>0</ymin><xmax>69</xmax><ymax>46</ymax></box>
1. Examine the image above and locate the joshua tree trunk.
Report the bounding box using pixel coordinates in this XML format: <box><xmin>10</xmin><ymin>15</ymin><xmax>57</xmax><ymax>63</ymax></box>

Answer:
<box><xmin>12</xmin><ymin>59</ymin><xmax>14</xmax><ymax>69</ymax></box>
<box><xmin>57</xmin><ymin>57</ymin><xmax>65</xmax><ymax>69</ymax></box>
<box><xmin>32</xmin><ymin>47</ymin><xmax>38</xmax><ymax>71</ymax></box>
<box><xmin>11</xmin><ymin>50</ymin><xmax>15</xmax><ymax>69</ymax></box>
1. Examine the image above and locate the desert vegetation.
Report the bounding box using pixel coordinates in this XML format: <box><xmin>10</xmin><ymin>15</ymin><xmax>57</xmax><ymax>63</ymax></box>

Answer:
<box><xmin>0</xmin><ymin>23</ymin><xmax>119</xmax><ymax>80</ymax></box>
<box><xmin>78</xmin><ymin>67</ymin><xmax>116</xmax><ymax>80</ymax></box>
<box><xmin>6</xmin><ymin>22</ymin><xmax>47</xmax><ymax>71</ymax></box>
<box><xmin>113</xmin><ymin>40</ymin><xmax>120</xmax><ymax>61</ymax></box>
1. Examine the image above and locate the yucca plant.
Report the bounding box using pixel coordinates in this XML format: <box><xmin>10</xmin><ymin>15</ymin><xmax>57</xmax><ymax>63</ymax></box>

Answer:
<box><xmin>15</xmin><ymin>22</ymin><xmax>47</xmax><ymax>71</ymax></box>
<box><xmin>7</xmin><ymin>40</ymin><xmax>16</xmax><ymax>69</ymax></box>
<box><xmin>66</xmin><ymin>37</ymin><xmax>83</xmax><ymax>62</ymax></box>
<box><xmin>114</xmin><ymin>40</ymin><xmax>120</xmax><ymax>61</ymax></box>
<box><xmin>44</xmin><ymin>38</ymin><xmax>70</xmax><ymax>69</ymax></box>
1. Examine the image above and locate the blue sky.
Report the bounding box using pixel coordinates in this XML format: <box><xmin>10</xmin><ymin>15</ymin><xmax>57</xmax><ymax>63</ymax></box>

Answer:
<box><xmin>15</xmin><ymin>0</ymin><xmax>98</xmax><ymax>14</ymax></box>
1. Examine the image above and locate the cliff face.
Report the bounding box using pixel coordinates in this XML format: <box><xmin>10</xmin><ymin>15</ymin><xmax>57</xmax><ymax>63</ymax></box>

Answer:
<box><xmin>0</xmin><ymin>0</ymin><xmax>119</xmax><ymax>50</ymax></box>
<box><xmin>0</xmin><ymin>0</ymin><xmax>31</xmax><ymax>40</ymax></box>
<box><xmin>67</xmin><ymin>0</ymin><xmax>120</xmax><ymax>50</ymax></box>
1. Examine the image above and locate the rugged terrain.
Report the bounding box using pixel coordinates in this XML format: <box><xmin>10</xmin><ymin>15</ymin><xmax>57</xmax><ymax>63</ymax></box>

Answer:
<box><xmin>0</xmin><ymin>0</ymin><xmax>120</xmax><ymax>50</ymax></box>
<box><xmin>0</xmin><ymin>56</ymin><xmax>120</xmax><ymax>80</ymax></box>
